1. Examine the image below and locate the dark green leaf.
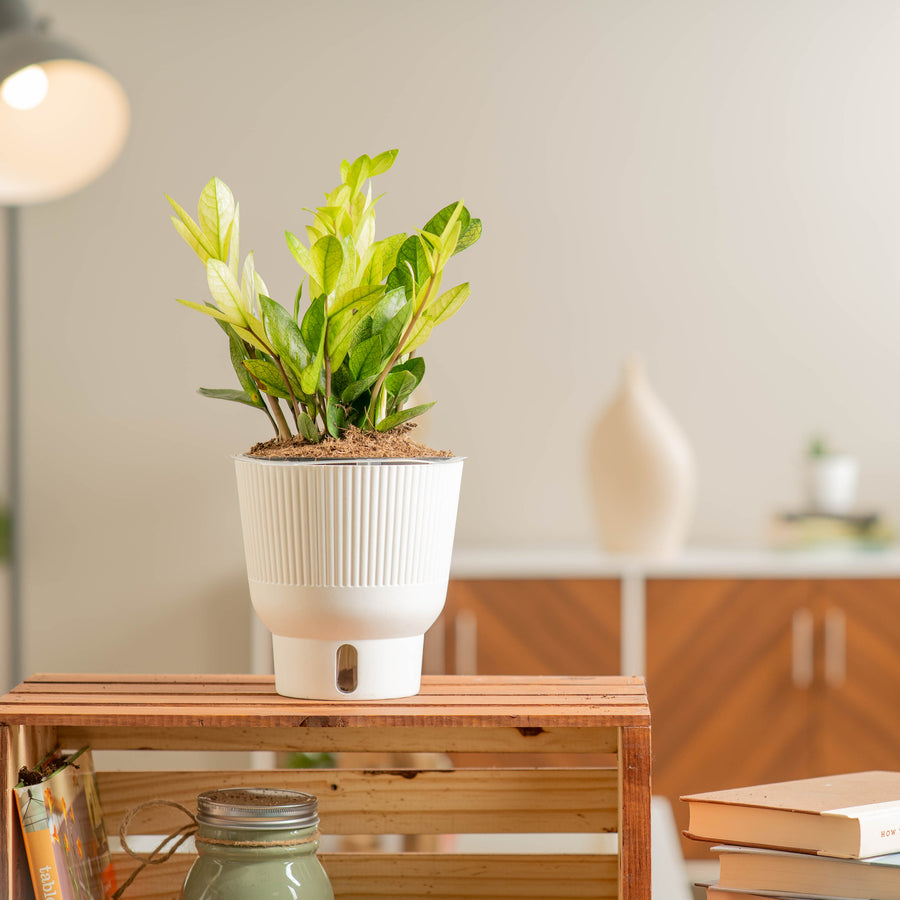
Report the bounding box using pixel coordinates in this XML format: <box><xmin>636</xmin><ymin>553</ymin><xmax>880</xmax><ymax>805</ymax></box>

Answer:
<box><xmin>423</xmin><ymin>201</ymin><xmax>471</xmax><ymax>241</ymax></box>
<box><xmin>375</xmin><ymin>401</ymin><xmax>436</xmax><ymax>432</ymax></box>
<box><xmin>349</xmin><ymin>334</ymin><xmax>383</xmax><ymax>380</ymax></box>
<box><xmin>259</xmin><ymin>294</ymin><xmax>311</xmax><ymax>384</ymax></box>
<box><xmin>325</xmin><ymin>396</ymin><xmax>346</xmax><ymax>438</ymax></box>
<box><xmin>296</xmin><ymin>411</ymin><xmax>321</xmax><ymax>443</ymax></box>
<box><xmin>341</xmin><ymin>373</ymin><xmax>380</xmax><ymax>404</ymax></box>
<box><xmin>379</xmin><ymin>297</ymin><xmax>414</xmax><ymax>358</ymax></box>
<box><xmin>385</xmin><ymin>370</ymin><xmax>418</xmax><ymax>413</ymax></box>
<box><xmin>299</xmin><ymin>296</ymin><xmax>327</xmax><ymax>395</ymax></box>
<box><xmin>198</xmin><ymin>387</ymin><xmax>261</xmax><ymax>407</ymax></box>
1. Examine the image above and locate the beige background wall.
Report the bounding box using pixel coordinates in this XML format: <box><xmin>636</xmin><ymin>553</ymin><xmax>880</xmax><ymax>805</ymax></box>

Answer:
<box><xmin>5</xmin><ymin>0</ymin><xmax>900</xmax><ymax>680</ymax></box>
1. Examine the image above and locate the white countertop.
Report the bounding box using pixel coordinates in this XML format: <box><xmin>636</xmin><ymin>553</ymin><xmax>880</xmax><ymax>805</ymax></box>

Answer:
<box><xmin>450</xmin><ymin>544</ymin><xmax>900</xmax><ymax>579</ymax></box>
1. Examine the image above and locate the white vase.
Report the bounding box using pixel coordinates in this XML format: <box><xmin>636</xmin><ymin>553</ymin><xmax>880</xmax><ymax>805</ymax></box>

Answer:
<box><xmin>234</xmin><ymin>456</ymin><xmax>464</xmax><ymax>700</ymax></box>
<box><xmin>587</xmin><ymin>357</ymin><xmax>696</xmax><ymax>558</ymax></box>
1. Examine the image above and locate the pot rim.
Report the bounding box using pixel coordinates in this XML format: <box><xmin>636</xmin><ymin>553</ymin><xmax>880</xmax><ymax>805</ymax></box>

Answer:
<box><xmin>233</xmin><ymin>454</ymin><xmax>465</xmax><ymax>466</ymax></box>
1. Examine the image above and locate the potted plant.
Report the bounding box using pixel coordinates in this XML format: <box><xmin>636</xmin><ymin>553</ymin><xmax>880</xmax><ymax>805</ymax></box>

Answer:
<box><xmin>805</xmin><ymin>435</ymin><xmax>859</xmax><ymax>516</ymax></box>
<box><xmin>167</xmin><ymin>150</ymin><xmax>481</xmax><ymax>699</ymax></box>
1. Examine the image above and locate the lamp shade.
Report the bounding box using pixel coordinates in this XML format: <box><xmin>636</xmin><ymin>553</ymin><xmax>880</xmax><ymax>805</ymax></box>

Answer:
<box><xmin>0</xmin><ymin>0</ymin><xmax>129</xmax><ymax>204</ymax></box>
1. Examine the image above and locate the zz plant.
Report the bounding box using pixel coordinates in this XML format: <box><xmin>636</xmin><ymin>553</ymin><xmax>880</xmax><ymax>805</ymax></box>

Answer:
<box><xmin>168</xmin><ymin>150</ymin><xmax>481</xmax><ymax>443</ymax></box>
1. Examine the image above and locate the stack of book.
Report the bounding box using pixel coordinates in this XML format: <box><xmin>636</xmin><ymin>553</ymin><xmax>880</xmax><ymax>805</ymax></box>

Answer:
<box><xmin>767</xmin><ymin>511</ymin><xmax>894</xmax><ymax>551</ymax></box>
<box><xmin>681</xmin><ymin>771</ymin><xmax>900</xmax><ymax>900</ymax></box>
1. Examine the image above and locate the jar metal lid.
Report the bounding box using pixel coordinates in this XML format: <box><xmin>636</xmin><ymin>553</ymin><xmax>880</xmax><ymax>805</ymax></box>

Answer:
<box><xmin>196</xmin><ymin>788</ymin><xmax>319</xmax><ymax>830</ymax></box>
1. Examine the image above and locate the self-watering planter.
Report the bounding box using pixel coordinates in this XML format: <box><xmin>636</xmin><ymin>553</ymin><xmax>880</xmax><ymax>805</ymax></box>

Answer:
<box><xmin>234</xmin><ymin>455</ymin><xmax>464</xmax><ymax>700</ymax></box>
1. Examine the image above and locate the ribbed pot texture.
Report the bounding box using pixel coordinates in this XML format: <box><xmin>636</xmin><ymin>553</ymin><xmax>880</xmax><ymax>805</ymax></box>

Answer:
<box><xmin>234</xmin><ymin>456</ymin><xmax>464</xmax><ymax>700</ymax></box>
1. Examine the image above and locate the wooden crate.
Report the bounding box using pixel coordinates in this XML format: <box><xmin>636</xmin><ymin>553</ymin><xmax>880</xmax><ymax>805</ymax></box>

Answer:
<box><xmin>0</xmin><ymin>674</ymin><xmax>651</xmax><ymax>899</ymax></box>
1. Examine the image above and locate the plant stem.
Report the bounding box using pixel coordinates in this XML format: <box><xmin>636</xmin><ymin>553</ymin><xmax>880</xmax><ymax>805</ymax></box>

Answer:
<box><xmin>270</xmin><ymin>399</ymin><xmax>292</xmax><ymax>441</ymax></box>
<box><xmin>273</xmin><ymin>356</ymin><xmax>302</xmax><ymax>428</ymax></box>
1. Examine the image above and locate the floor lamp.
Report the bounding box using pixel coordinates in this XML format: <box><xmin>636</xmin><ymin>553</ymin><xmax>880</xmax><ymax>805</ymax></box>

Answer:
<box><xmin>1</xmin><ymin>0</ymin><xmax>129</xmax><ymax>689</ymax></box>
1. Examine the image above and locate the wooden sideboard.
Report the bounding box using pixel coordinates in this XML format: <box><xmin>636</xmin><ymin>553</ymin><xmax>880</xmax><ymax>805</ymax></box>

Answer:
<box><xmin>443</xmin><ymin>546</ymin><xmax>900</xmax><ymax>858</ymax></box>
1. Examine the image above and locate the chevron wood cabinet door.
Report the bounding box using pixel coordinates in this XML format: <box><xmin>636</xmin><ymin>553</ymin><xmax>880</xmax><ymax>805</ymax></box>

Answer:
<box><xmin>430</xmin><ymin>578</ymin><xmax>620</xmax><ymax>677</ymax></box>
<box><xmin>647</xmin><ymin>577</ymin><xmax>900</xmax><ymax>860</ymax></box>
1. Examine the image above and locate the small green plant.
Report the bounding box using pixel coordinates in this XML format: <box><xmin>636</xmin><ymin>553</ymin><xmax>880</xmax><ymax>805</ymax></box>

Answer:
<box><xmin>168</xmin><ymin>150</ymin><xmax>481</xmax><ymax>443</ymax></box>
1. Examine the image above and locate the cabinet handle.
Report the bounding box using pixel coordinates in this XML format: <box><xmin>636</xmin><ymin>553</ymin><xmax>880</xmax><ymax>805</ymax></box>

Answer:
<box><xmin>791</xmin><ymin>607</ymin><xmax>814</xmax><ymax>688</ymax></box>
<box><xmin>824</xmin><ymin>606</ymin><xmax>846</xmax><ymax>687</ymax></box>
<box><xmin>454</xmin><ymin>608</ymin><xmax>478</xmax><ymax>676</ymax></box>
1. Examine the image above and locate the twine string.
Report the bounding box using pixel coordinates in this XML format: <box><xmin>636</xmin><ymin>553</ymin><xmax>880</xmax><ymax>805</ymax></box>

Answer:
<box><xmin>112</xmin><ymin>799</ymin><xmax>317</xmax><ymax>899</ymax></box>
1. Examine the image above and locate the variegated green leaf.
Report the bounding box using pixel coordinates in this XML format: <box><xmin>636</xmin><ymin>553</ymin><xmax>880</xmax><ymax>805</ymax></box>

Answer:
<box><xmin>329</xmin><ymin>284</ymin><xmax>385</xmax><ymax>318</ymax></box>
<box><xmin>454</xmin><ymin>217</ymin><xmax>482</xmax><ymax>255</ymax></box>
<box><xmin>243</xmin><ymin>359</ymin><xmax>290</xmax><ymax>399</ymax></box>
<box><xmin>207</xmin><ymin>259</ymin><xmax>247</xmax><ymax>323</ymax></box>
<box><xmin>310</xmin><ymin>234</ymin><xmax>343</xmax><ymax>296</ymax></box>
<box><xmin>175</xmin><ymin>297</ymin><xmax>236</xmax><ymax>324</ymax></box>
<box><xmin>168</xmin><ymin>195</ymin><xmax>218</xmax><ymax>262</ymax></box>
<box><xmin>198</xmin><ymin>177</ymin><xmax>235</xmax><ymax>260</ymax></box>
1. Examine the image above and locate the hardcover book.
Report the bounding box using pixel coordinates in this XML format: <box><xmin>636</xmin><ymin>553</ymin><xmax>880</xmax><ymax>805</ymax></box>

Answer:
<box><xmin>715</xmin><ymin>845</ymin><xmax>900</xmax><ymax>900</ymax></box>
<box><xmin>14</xmin><ymin>746</ymin><xmax>117</xmax><ymax>900</ymax></box>
<box><xmin>682</xmin><ymin>771</ymin><xmax>900</xmax><ymax>858</ymax></box>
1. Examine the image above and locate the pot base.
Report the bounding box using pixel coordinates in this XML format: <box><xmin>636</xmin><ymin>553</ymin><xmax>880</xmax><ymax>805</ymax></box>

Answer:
<box><xmin>271</xmin><ymin>633</ymin><xmax>425</xmax><ymax>700</ymax></box>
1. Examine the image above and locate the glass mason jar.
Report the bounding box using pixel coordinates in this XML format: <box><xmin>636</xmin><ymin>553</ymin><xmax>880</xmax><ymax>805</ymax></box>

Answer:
<box><xmin>182</xmin><ymin>788</ymin><xmax>334</xmax><ymax>900</ymax></box>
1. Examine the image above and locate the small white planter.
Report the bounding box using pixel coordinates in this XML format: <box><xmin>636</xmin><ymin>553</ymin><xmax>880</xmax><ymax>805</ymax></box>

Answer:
<box><xmin>807</xmin><ymin>454</ymin><xmax>859</xmax><ymax>515</ymax></box>
<box><xmin>234</xmin><ymin>455</ymin><xmax>464</xmax><ymax>700</ymax></box>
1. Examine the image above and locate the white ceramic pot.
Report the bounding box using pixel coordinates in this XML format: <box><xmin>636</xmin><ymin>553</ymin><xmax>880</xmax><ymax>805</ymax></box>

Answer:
<box><xmin>234</xmin><ymin>456</ymin><xmax>464</xmax><ymax>700</ymax></box>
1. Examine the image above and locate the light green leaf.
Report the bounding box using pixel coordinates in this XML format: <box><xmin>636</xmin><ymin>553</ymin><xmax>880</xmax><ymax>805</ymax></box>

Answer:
<box><xmin>329</xmin><ymin>284</ymin><xmax>385</xmax><ymax>318</ymax></box>
<box><xmin>229</xmin><ymin>202</ymin><xmax>240</xmax><ymax>278</ymax></box>
<box><xmin>198</xmin><ymin>177</ymin><xmax>235</xmax><ymax>260</ymax></box>
<box><xmin>369</xmin><ymin>149</ymin><xmax>399</xmax><ymax>176</ymax></box>
<box><xmin>168</xmin><ymin>194</ymin><xmax>218</xmax><ymax>263</ymax></box>
<box><xmin>424</xmin><ymin>283</ymin><xmax>470</xmax><ymax>325</ymax></box>
<box><xmin>175</xmin><ymin>297</ymin><xmax>235</xmax><ymax>324</ymax></box>
<box><xmin>310</xmin><ymin>234</ymin><xmax>343</xmax><ymax>296</ymax></box>
<box><xmin>207</xmin><ymin>259</ymin><xmax>247</xmax><ymax>323</ymax></box>
<box><xmin>232</xmin><ymin>323</ymin><xmax>271</xmax><ymax>355</ymax></box>
<box><xmin>345</xmin><ymin>154</ymin><xmax>371</xmax><ymax>194</ymax></box>
<box><xmin>375</xmin><ymin>401</ymin><xmax>436</xmax><ymax>432</ymax></box>
<box><xmin>400</xmin><ymin>315</ymin><xmax>433</xmax><ymax>356</ymax></box>
<box><xmin>285</xmin><ymin>231</ymin><xmax>309</xmax><ymax>269</ymax></box>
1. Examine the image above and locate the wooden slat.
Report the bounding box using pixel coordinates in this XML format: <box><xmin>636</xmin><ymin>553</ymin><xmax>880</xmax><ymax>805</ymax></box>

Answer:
<box><xmin>1</xmin><ymin>675</ymin><xmax>649</xmax><ymax>730</ymax></box>
<box><xmin>618</xmin><ymin>725</ymin><xmax>652</xmax><ymax>900</ymax></box>
<box><xmin>56</xmin><ymin>724</ymin><xmax>618</xmax><ymax>753</ymax></box>
<box><xmin>97</xmin><ymin>767</ymin><xmax>619</xmax><ymax>835</ymax></box>
<box><xmin>110</xmin><ymin>852</ymin><xmax>619</xmax><ymax>900</ymax></box>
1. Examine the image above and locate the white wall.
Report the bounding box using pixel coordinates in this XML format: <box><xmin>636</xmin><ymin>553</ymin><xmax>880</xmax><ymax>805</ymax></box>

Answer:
<box><xmin>8</xmin><ymin>0</ymin><xmax>900</xmax><ymax>678</ymax></box>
